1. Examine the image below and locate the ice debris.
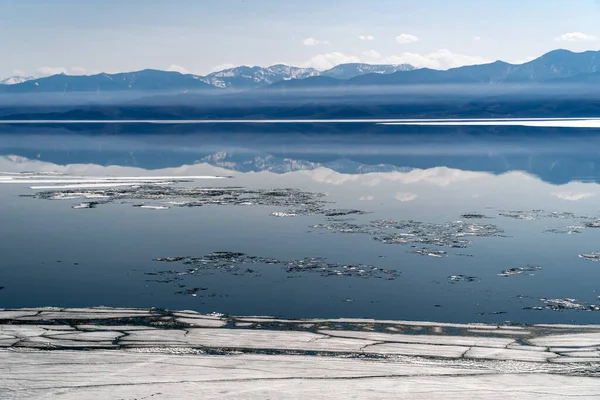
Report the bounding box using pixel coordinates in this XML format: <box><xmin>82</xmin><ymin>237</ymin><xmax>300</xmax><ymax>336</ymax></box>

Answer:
<box><xmin>543</xmin><ymin>226</ymin><xmax>585</xmax><ymax>235</ymax></box>
<box><xmin>578</xmin><ymin>253</ymin><xmax>600</xmax><ymax>262</ymax></box>
<box><xmin>525</xmin><ymin>298</ymin><xmax>600</xmax><ymax>312</ymax></box>
<box><xmin>498</xmin><ymin>265</ymin><xmax>543</xmax><ymax>277</ymax></box>
<box><xmin>412</xmin><ymin>248</ymin><xmax>448</xmax><ymax>257</ymax></box>
<box><xmin>149</xmin><ymin>252</ymin><xmax>400</xmax><ymax>281</ymax></box>
<box><xmin>313</xmin><ymin>219</ymin><xmax>504</xmax><ymax>253</ymax></box>
<box><xmin>499</xmin><ymin>210</ymin><xmax>576</xmax><ymax>221</ymax></box>
<box><xmin>460</xmin><ymin>213</ymin><xmax>491</xmax><ymax>219</ymax></box>
<box><xmin>133</xmin><ymin>205</ymin><xmax>170</xmax><ymax>210</ymax></box>
<box><xmin>447</xmin><ymin>275</ymin><xmax>480</xmax><ymax>283</ymax></box>
<box><xmin>71</xmin><ymin>202</ymin><xmax>100</xmax><ymax>209</ymax></box>
<box><xmin>30</xmin><ymin>185</ymin><xmax>358</xmax><ymax>217</ymax></box>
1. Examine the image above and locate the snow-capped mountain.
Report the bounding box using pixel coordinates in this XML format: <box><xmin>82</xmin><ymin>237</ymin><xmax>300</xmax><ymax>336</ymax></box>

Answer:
<box><xmin>8</xmin><ymin>49</ymin><xmax>600</xmax><ymax>95</ymax></box>
<box><xmin>0</xmin><ymin>63</ymin><xmax>419</xmax><ymax>92</ymax></box>
<box><xmin>198</xmin><ymin>65</ymin><xmax>320</xmax><ymax>89</ymax></box>
<box><xmin>0</xmin><ymin>76</ymin><xmax>35</xmax><ymax>85</ymax></box>
<box><xmin>320</xmin><ymin>63</ymin><xmax>415</xmax><ymax>79</ymax></box>
<box><xmin>197</xmin><ymin>64</ymin><xmax>417</xmax><ymax>89</ymax></box>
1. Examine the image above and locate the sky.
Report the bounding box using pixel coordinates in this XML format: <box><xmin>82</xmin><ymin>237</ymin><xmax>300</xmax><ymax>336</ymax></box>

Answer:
<box><xmin>2</xmin><ymin>0</ymin><xmax>600</xmax><ymax>78</ymax></box>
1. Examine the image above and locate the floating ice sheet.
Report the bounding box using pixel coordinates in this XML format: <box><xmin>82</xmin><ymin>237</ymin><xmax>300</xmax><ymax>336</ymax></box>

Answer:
<box><xmin>579</xmin><ymin>253</ymin><xmax>600</xmax><ymax>262</ymax></box>
<box><xmin>147</xmin><ymin>252</ymin><xmax>401</xmax><ymax>295</ymax></box>
<box><xmin>525</xmin><ymin>298</ymin><xmax>600</xmax><ymax>312</ymax></box>
<box><xmin>313</xmin><ymin>219</ymin><xmax>504</xmax><ymax>253</ymax></box>
<box><xmin>498</xmin><ymin>265</ymin><xmax>543</xmax><ymax>277</ymax></box>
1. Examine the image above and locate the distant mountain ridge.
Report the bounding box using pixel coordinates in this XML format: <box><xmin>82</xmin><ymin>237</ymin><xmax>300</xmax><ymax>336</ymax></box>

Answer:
<box><xmin>2</xmin><ymin>49</ymin><xmax>600</xmax><ymax>97</ymax></box>
<box><xmin>351</xmin><ymin>49</ymin><xmax>600</xmax><ymax>85</ymax></box>
<box><xmin>197</xmin><ymin>65</ymin><xmax>320</xmax><ymax>89</ymax></box>
<box><xmin>0</xmin><ymin>63</ymin><xmax>417</xmax><ymax>93</ymax></box>
<box><xmin>0</xmin><ymin>70</ymin><xmax>215</xmax><ymax>94</ymax></box>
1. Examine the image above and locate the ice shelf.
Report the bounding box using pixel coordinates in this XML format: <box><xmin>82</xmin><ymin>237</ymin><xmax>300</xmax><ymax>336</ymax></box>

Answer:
<box><xmin>1</xmin><ymin>307</ymin><xmax>599</xmax><ymax>399</ymax></box>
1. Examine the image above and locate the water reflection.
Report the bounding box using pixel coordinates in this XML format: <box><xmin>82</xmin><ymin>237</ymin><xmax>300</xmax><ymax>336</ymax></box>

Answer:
<box><xmin>1</xmin><ymin>123</ymin><xmax>600</xmax><ymax>184</ymax></box>
<box><xmin>1</xmin><ymin>124</ymin><xmax>600</xmax><ymax>323</ymax></box>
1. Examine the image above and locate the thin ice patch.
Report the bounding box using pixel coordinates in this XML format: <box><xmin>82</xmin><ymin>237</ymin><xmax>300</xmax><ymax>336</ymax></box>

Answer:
<box><xmin>498</xmin><ymin>265</ymin><xmax>543</xmax><ymax>277</ymax></box>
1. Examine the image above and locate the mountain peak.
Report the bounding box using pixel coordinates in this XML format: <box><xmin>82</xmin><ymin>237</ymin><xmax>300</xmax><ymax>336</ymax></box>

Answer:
<box><xmin>0</xmin><ymin>75</ymin><xmax>35</xmax><ymax>85</ymax></box>
<box><xmin>542</xmin><ymin>48</ymin><xmax>575</xmax><ymax>56</ymax></box>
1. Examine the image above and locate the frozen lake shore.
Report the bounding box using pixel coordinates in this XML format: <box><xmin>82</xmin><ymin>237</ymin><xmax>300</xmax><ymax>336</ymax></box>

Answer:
<box><xmin>1</xmin><ymin>307</ymin><xmax>599</xmax><ymax>399</ymax></box>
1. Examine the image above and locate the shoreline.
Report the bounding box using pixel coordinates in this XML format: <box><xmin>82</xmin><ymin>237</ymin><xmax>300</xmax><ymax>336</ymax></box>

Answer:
<box><xmin>2</xmin><ymin>307</ymin><xmax>599</xmax><ymax>399</ymax></box>
<box><xmin>2</xmin><ymin>306</ymin><xmax>600</xmax><ymax>361</ymax></box>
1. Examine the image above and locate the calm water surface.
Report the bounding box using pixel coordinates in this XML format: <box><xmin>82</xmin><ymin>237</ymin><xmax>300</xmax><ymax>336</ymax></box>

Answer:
<box><xmin>1</xmin><ymin>122</ymin><xmax>600</xmax><ymax>324</ymax></box>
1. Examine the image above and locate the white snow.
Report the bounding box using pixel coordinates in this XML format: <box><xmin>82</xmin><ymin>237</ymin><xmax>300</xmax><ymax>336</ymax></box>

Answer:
<box><xmin>175</xmin><ymin>318</ymin><xmax>227</xmax><ymax>327</ymax></box>
<box><xmin>0</xmin><ymin>76</ymin><xmax>34</xmax><ymax>85</ymax></box>
<box><xmin>72</xmin><ymin>202</ymin><xmax>94</xmax><ymax>209</ymax></box>
<box><xmin>381</xmin><ymin>119</ymin><xmax>600</xmax><ymax>128</ymax></box>
<box><xmin>467</xmin><ymin>329</ymin><xmax>531</xmax><ymax>335</ymax></box>
<box><xmin>318</xmin><ymin>330</ymin><xmax>515</xmax><ymax>348</ymax></box>
<box><xmin>2</xmin><ymin>307</ymin><xmax>600</xmax><ymax>399</ymax></box>
<box><xmin>124</xmin><ymin>328</ymin><xmax>377</xmax><ymax>353</ymax></box>
<box><xmin>464</xmin><ymin>347</ymin><xmax>558</xmax><ymax>362</ymax></box>
<box><xmin>529</xmin><ymin>333</ymin><xmax>600</xmax><ymax>347</ymax></box>
<box><xmin>1</xmin><ymin>350</ymin><xmax>598</xmax><ymax>399</ymax></box>
<box><xmin>30</xmin><ymin>183</ymin><xmax>151</xmax><ymax>189</ymax></box>
<box><xmin>137</xmin><ymin>205</ymin><xmax>170</xmax><ymax>210</ymax></box>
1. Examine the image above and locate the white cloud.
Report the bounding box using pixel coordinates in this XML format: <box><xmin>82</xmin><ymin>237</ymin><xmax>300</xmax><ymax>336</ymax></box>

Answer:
<box><xmin>36</xmin><ymin>66</ymin><xmax>90</xmax><ymax>76</ymax></box>
<box><xmin>359</xmin><ymin>195</ymin><xmax>375</xmax><ymax>201</ymax></box>
<box><xmin>211</xmin><ymin>63</ymin><xmax>235</xmax><ymax>72</ymax></box>
<box><xmin>12</xmin><ymin>69</ymin><xmax>26</xmax><ymax>76</ymax></box>
<box><xmin>380</xmin><ymin>49</ymin><xmax>489</xmax><ymax>69</ymax></box>
<box><xmin>552</xmin><ymin>192</ymin><xmax>595</xmax><ymax>201</ymax></box>
<box><xmin>554</xmin><ymin>32</ymin><xmax>598</xmax><ymax>42</ymax></box>
<box><xmin>359</xmin><ymin>35</ymin><xmax>375</xmax><ymax>41</ymax></box>
<box><xmin>302</xmin><ymin>52</ymin><xmax>360</xmax><ymax>70</ymax></box>
<box><xmin>37</xmin><ymin>66</ymin><xmax>68</xmax><ymax>76</ymax></box>
<box><xmin>395</xmin><ymin>192</ymin><xmax>418</xmax><ymax>202</ymax></box>
<box><xmin>70</xmin><ymin>66</ymin><xmax>87</xmax><ymax>75</ymax></box>
<box><xmin>166</xmin><ymin>64</ymin><xmax>191</xmax><ymax>74</ymax></box>
<box><xmin>508</xmin><ymin>55</ymin><xmax>535</xmax><ymax>65</ymax></box>
<box><xmin>395</xmin><ymin>34</ymin><xmax>419</xmax><ymax>44</ymax></box>
<box><xmin>302</xmin><ymin>49</ymin><xmax>488</xmax><ymax>71</ymax></box>
<box><xmin>303</xmin><ymin>37</ymin><xmax>329</xmax><ymax>46</ymax></box>
<box><xmin>362</xmin><ymin>49</ymin><xmax>381</xmax><ymax>60</ymax></box>
<box><xmin>473</xmin><ymin>36</ymin><xmax>481</xmax><ymax>41</ymax></box>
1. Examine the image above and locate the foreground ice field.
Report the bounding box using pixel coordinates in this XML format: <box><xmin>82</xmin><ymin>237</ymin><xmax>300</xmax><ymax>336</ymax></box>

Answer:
<box><xmin>1</xmin><ymin>307</ymin><xmax>599</xmax><ymax>399</ymax></box>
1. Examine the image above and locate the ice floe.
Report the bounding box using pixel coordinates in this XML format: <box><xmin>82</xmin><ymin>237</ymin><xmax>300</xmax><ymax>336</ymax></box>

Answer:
<box><xmin>147</xmin><ymin>252</ymin><xmax>401</xmax><ymax>292</ymax></box>
<box><xmin>0</xmin><ymin>305</ymin><xmax>599</xmax><ymax>385</ymax></box>
<box><xmin>498</xmin><ymin>265</ymin><xmax>543</xmax><ymax>277</ymax></box>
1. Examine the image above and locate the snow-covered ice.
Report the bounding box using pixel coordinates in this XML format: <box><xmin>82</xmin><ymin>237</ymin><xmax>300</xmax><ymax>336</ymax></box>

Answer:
<box><xmin>1</xmin><ymin>307</ymin><xmax>599</xmax><ymax>399</ymax></box>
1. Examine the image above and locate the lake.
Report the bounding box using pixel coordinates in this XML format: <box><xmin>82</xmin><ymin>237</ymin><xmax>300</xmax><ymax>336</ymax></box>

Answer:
<box><xmin>1</xmin><ymin>121</ymin><xmax>600</xmax><ymax>324</ymax></box>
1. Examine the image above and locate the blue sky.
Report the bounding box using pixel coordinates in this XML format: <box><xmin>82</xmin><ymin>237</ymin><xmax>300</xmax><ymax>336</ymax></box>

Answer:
<box><xmin>2</xmin><ymin>0</ymin><xmax>600</xmax><ymax>77</ymax></box>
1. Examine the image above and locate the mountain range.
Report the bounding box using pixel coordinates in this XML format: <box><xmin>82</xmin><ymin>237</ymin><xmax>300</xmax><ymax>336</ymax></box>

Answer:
<box><xmin>2</xmin><ymin>49</ymin><xmax>600</xmax><ymax>119</ymax></box>
<box><xmin>0</xmin><ymin>63</ymin><xmax>415</xmax><ymax>94</ymax></box>
<box><xmin>2</xmin><ymin>49</ymin><xmax>599</xmax><ymax>95</ymax></box>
